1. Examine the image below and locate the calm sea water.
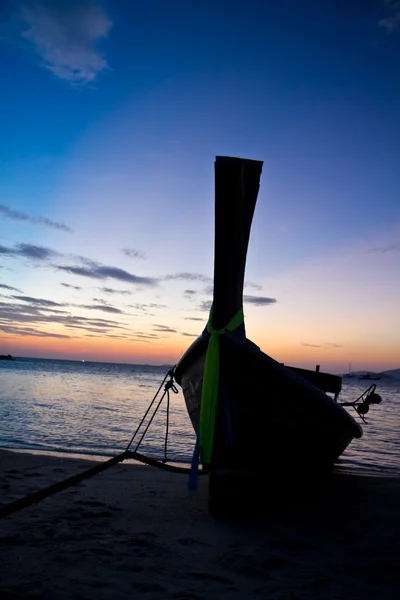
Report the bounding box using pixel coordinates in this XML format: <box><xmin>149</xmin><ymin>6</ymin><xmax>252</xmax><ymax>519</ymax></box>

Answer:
<box><xmin>1</xmin><ymin>357</ymin><xmax>399</xmax><ymax>476</ymax></box>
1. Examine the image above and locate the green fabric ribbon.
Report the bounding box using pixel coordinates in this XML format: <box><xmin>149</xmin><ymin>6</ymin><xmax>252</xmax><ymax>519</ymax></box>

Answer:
<box><xmin>199</xmin><ymin>305</ymin><xmax>244</xmax><ymax>464</ymax></box>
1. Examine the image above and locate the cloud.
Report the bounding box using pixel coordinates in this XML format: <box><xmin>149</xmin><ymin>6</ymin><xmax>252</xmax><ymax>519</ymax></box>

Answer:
<box><xmin>0</xmin><ymin>245</ymin><xmax>15</xmax><ymax>255</ymax></box>
<box><xmin>97</xmin><ymin>287</ymin><xmax>132</xmax><ymax>295</ymax></box>
<box><xmin>244</xmin><ymin>281</ymin><xmax>263</xmax><ymax>291</ymax></box>
<box><xmin>165</xmin><ymin>272</ymin><xmax>212</xmax><ymax>283</ymax></box>
<box><xmin>122</xmin><ymin>248</ymin><xmax>146</xmax><ymax>260</ymax></box>
<box><xmin>0</xmin><ymin>283</ymin><xmax>22</xmax><ymax>292</ymax></box>
<box><xmin>152</xmin><ymin>324</ymin><xmax>177</xmax><ymax>333</ymax></box>
<box><xmin>379</xmin><ymin>1</ymin><xmax>400</xmax><ymax>31</ymax></box>
<box><xmin>11</xmin><ymin>294</ymin><xmax>64</xmax><ymax>307</ymax></box>
<box><xmin>0</xmin><ymin>299</ymin><xmax>131</xmax><ymax>337</ymax></box>
<box><xmin>19</xmin><ymin>243</ymin><xmax>59</xmax><ymax>260</ymax></box>
<box><xmin>0</xmin><ymin>323</ymin><xmax>71</xmax><ymax>338</ymax></box>
<box><xmin>0</xmin><ymin>242</ymin><xmax>59</xmax><ymax>261</ymax></box>
<box><xmin>134</xmin><ymin>332</ymin><xmax>160</xmax><ymax>339</ymax></box>
<box><xmin>181</xmin><ymin>332</ymin><xmax>198</xmax><ymax>337</ymax></box>
<box><xmin>243</xmin><ymin>295</ymin><xmax>277</xmax><ymax>306</ymax></box>
<box><xmin>56</xmin><ymin>263</ymin><xmax>158</xmax><ymax>285</ymax></box>
<box><xmin>125</xmin><ymin>302</ymin><xmax>167</xmax><ymax>315</ymax></box>
<box><xmin>19</xmin><ymin>1</ymin><xmax>112</xmax><ymax>84</ymax></box>
<box><xmin>369</xmin><ymin>244</ymin><xmax>400</xmax><ymax>253</ymax></box>
<box><xmin>184</xmin><ymin>289</ymin><xmax>197</xmax><ymax>297</ymax></box>
<box><xmin>0</xmin><ymin>204</ymin><xmax>72</xmax><ymax>232</ymax></box>
<box><xmin>198</xmin><ymin>296</ymin><xmax>276</xmax><ymax>311</ymax></box>
<box><xmin>1</xmin><ymin>246</ymin><xmax>158</xmax><ymax>290</ymax></box>
<box><xmin>184</xmin><ymin>317</ymin><xmax>204</xmax><ymax>321</ymax></box>
<box><xmin>199</xmin><ymin>300</ymin><xmax>212</xmax><ymax>312</ymax></box>
<box><xmin>301</xmin><ymin>342</ymin><xmax>342</xmax><ymax>349</ymax></box>
<box><xmin>61</xmin><ymin>282</ymin><xmax>81</xmax><ymax>290</ymax></box>
<box><xmin>78</xmin><ymin>303</ymin><xmax>124</xmax><ymax>314</ymax></box>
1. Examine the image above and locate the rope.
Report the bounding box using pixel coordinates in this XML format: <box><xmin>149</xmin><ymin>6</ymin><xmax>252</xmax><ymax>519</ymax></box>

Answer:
<box><xmin>125</xmin><ymin>368</ymin><xmax>173</xmax><ymax>452</ymax></box>
<box><xmin>0</xmin><ymin>449</ymin><xmax>206</xmax><ymax>519</ymax></box>
<box><xmin>125</xmin><ymin>371</ymin><xmax>178</xmax><ymax>454</ymax></box>
<box><xmin>0</xmin><ymin>452</ymin><xmax>128</xmax><ymax>519</ymax></box>
<box><xmin>0</xmin><ymin>369</ymin><xmax>196</xmax><ymax>520</ymax></box>
<box><xmin>163</xmin><ymin>383</ymin><xmax>171</xmax><ymax>462</ymax></box>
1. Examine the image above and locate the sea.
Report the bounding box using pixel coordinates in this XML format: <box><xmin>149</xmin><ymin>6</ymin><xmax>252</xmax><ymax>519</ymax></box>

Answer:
<box><xmin>1</xmin><ymin>357</ymin><xmax>399</xmax><ymax>477</ymax></box>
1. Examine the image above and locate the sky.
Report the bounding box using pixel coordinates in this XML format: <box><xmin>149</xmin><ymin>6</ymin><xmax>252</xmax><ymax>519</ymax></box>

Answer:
<box><xmin>0</xmin><ymin>0</ymin><xmax>399</xmax><ymax>373</ymax></box>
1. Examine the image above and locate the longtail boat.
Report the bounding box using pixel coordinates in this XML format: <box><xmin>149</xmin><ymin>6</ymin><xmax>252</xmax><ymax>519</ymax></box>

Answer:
<box><xmin>174</xmin><ymin>156</ymin><xmax>377</xmax><ymax>516</ymax></box>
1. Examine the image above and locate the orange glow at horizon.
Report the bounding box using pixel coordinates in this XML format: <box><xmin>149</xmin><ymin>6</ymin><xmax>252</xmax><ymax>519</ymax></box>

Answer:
<box><xmin>2</xmin><ymin>333</ymin><xmax>187</xmax><ymax>365</ymax></box>
<box><xmin>2</xmin><ymin>331</ymin><xmax>399</xmax><ymax>373</ymax></box>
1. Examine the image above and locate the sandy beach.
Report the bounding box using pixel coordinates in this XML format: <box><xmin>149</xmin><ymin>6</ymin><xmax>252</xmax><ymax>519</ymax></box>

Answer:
<box><xmin>0</xmin><ymin>449</ymin><xmax>399</xmax><ymax>600</ymax></box>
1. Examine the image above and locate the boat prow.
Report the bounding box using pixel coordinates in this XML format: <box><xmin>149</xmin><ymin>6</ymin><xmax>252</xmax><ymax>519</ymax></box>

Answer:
<box><xmin>175</xmin><ymin>333</ymin><xmax>362</xmax><ymax>475</ymax></box>
<box><xmin>175</xmin><ymin>156</ymin><xmax>366</xmax><ymax>516</ymax></box>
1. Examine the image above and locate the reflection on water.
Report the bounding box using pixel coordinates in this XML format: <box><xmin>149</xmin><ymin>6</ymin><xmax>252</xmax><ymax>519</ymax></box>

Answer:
<box><xmin>0</xmin><ymin>358</ymin><xmax>195</xmax><ymax>462</ymax></box>
<box><xmin>1</xmin><ymin>358</ymin><xmax>399</xmax><ymax>476</ymax></box>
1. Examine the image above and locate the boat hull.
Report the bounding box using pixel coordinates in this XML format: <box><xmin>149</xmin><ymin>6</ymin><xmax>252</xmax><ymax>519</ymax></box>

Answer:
<box><xmin>175</xmin><ymin>334</ymin><xmax>362</xmax><ymax>474</ymax></box>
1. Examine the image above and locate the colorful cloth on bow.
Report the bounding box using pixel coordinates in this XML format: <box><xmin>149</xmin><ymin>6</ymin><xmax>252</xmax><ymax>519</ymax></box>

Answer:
<box><xmin>199</xmin><ymin>305</ymin><xmax>244</xmax><ymax>464</ymax></box>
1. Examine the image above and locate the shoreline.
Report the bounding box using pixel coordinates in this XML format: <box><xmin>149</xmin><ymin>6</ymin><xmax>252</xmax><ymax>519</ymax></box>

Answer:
<box><xmin>2</xmin><ymin>444</ymin><xmax>398</xmax><ymax>479</ymax></box>
<box><xmin>1</xmin><ymin>448</ymin><xmax>400</xmax><ymax>599</ymax></box>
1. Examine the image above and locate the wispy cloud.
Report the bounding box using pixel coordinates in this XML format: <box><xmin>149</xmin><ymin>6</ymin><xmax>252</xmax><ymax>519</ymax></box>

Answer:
<box><xmin>301</xmin><ymin>342</ymin><xmax>342</xmax><ymax>349</ymax></box>
<box><xmin>61</xmin><ymin>282</ymin><xmax>81</xmax><ymax>290</ymax></box>
<box><xmin>369</xmin><ymin>244</ymin><xmax>400</xmax><ymax>253</ymax></box>
<box><xmin>243</xmin><ymin>295</ymin><xmax>277</xmax><ymax>306</ymax></box>
<box><xmin>122</xmin><ymin>248</ymin><xmax>146</xmax><ymax>260</ymax></box>
<box><xmin>184</xmin><ymin>289</ymin><xmax>197</xmax><ymax>297</ymax></box>
<box><xmin>1</xmin><ymin>243</ymin><xmax>157</xmax><ymax>289</ymax></box>
<box><xmin>153</xmin><ymin>324</ymin><xmax>177</xmax><ymax>333</ymax></box>
<box><xmin>0</xmin><ymin>204</ymin><xmax>72</xmax><ymax>232</ymax></box>
<box><xmin>134</xmin><ymin>332</ymin><xmax>160</xmax><ymax>339</ymax></box>
<box><xmin>165</xmin><ymin>272</ymin><xmax>212</xmax><ymax>283</ymax></box>
<box><xmin>0</xmin><ymin>283</ymin><xmax>22</xmax><ymax>293</ymax></box>
<box><xmin>56</xmin><ymin>262</ymin><xmax>158</xmax><ymax>285</ymax></box>
<box><xmin>78</xmin><ymin>303</ymin><xmax>124</xmax><ymax>314</ymax></box>
<box><xmin>0</xmin><ymin>299</ymin><xmax>131</xmax><ymax>339</ymax></box>
<box><xmin>379</xmin><ymin>1</ymin><xmax>400</xmax><ymax>31</ymax></box>
<box><xmin>198</xmin><ymin>296</ymin><xmax>276</xmax><ymax>311</ymax></box>
<box><xmin>97</xmin><ymin>287</ymin><xmax>132</xmax><ymax>295</ymax></box>
<box><xmin>184</xmin><ymin>317</ymin><xmax>204</xmax><ymax>321</ymax></box>
<box><xmin>11</xmin><ymin>295</ymin><xmax>64</xmax><ymax>307</ymax></box>
<box><xmin>0</xmin><ymin>242</ymin><xmax>60</xmax><ymax>261</ymax></box>
<box><xmin>245</xmin><ymin>281</ymin><xmax>263</xmax><ymax>291</ymax></box>
<box><xmin>19</xmin><ymin>1</ymin><xmax>113</xmax><ymax>84</ymax></box>
<box><xmin>199</xmin><ymin>300</ymin><xmax>212</xmax><ymax>312</ymax></box>
<box><xmin>0</xmin><ymin>323</ymin><xmax>71</xmax><ymax>339</ymax></box>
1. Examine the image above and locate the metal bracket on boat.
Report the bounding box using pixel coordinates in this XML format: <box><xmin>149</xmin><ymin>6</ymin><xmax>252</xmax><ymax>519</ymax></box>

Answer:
<box><xmin>339</xmin><ymin>384</ymin><xmax>382</xmax><ymax>424</ymax></box>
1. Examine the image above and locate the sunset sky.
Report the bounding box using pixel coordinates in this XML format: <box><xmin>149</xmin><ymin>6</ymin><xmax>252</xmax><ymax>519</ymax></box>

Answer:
<box><xmin>1</xmin><ymin>0</ymin><xmax>399</xmax><ymax>373</ymax></box>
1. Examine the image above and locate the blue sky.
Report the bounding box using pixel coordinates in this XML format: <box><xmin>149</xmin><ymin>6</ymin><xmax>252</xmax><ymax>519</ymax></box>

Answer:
<box><xmin>0</xmin><ymin>0</ymin><xmax>399</xmax><ymax>371</ymax></box>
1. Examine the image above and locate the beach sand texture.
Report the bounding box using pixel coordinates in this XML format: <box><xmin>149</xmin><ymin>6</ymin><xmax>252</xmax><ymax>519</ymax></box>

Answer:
<box><xmin>1</xmin><ymin>449</ymin><xmax>399</xmax><ymax>600</ymax></box>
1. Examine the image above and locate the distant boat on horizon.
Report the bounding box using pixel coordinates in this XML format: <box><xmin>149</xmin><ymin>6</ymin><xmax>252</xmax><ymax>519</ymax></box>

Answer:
<box><xmin>0</xmin><ymin>354</ymin><xmax>14</xmax><ymax>361</ymax></box>
<box><xmin>359</xmin><ymin>373</ymin><xmax>381</xmax><ymax>381</ymax></box>
<box><xmin>343</xmin><ymin>362</ymin><xmax>355</xmax><ymax>378</ymax></box>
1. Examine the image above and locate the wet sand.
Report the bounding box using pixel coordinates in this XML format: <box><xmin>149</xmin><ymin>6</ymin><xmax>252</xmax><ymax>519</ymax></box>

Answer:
<box><xmin>1</xmin><ymin>448</ymin><xmax>399</xmax><ymax>599</ymax></box>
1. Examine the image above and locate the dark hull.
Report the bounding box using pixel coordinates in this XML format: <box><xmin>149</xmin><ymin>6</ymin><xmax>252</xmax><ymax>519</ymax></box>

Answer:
<box><xmin>175</xmin><ymin>335</ymin><xmax>362</xmax><ymax>474</ymax></box>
